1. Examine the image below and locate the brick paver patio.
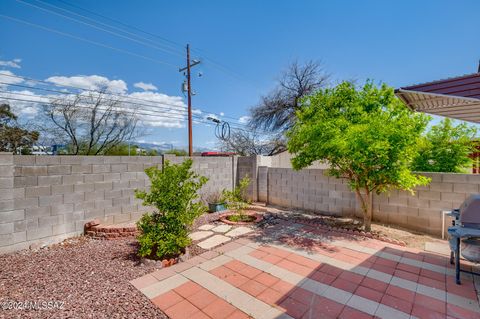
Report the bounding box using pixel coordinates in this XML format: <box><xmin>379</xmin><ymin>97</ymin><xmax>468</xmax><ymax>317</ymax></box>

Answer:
<box><xmin>130</xmin><ymin>220</ymin><xmax>480</xmax><ymax>319</ymax></box>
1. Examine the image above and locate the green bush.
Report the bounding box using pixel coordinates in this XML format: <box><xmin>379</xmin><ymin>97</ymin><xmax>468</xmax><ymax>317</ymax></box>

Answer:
<box><xmin>411</xmin><ymin>118</ymin><xmax>477</xmax><ymax>173</ymax></box>
<box><xmin>222</xmin><ymin>176</ymin><xmax>251</xmax><ymax>216</ymax></box>
<box><xmin>135</xmin><ymin>159</ymin><xmax>208</xmax><ymax>259</ymax></box>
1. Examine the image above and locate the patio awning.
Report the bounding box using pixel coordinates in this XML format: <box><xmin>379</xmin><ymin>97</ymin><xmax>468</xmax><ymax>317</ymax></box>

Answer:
<box><xmin>395</xmin><ymin>72</ymin><xmax>480</xmax><ymax>123</ymax></box>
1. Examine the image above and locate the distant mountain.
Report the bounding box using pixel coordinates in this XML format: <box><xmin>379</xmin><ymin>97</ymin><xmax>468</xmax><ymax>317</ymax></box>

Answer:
<box><xmin>134</xmin><ymin>142</ymin><xmax>214</xmax><ymax>153</ymax></box>
<box><xmin>134</xmin><ymin>142</ymin><xmax>175</xmax><ymax>151</ymax></box>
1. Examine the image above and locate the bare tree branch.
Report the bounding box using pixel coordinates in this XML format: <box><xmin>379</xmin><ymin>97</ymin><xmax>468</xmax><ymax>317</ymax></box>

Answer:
<box><xmin>249</xmin><ymin>60</ymin><xmax>329</xmax><ymax>133</ymax></box>
<box><xmin>219</xmin><ymin>130</ymin><xmax>286</xmax><ymax>156</ymax></box>
<box><xmin>40</xmin><ymin>91</ymin><xmax>139</xmax><ymax>155</ymax></box>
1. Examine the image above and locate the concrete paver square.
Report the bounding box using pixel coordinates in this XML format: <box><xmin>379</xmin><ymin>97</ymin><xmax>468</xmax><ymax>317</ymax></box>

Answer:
<box><xmin>225</xmin><ymin>226</ymin><xmax>253</xmax><ymax>237</ymax></box>
<box><xmin>189</xmin><ymin>231</ymin><xmax>214</xmax><ymax>241</ymax></box>
<box><xmin>198</xmin><ymin>224</ymin><xmax>215</xmax><ymax>231</ymax></box>
<box><xmin>212</xmin><ymin>224</ymin><xmax>232</xmax><ymax>233</ymax></box>
<box><xmin>198</xmin><ymin>234</ymin><xmax>231</xmax><ymax>249</ymax></box>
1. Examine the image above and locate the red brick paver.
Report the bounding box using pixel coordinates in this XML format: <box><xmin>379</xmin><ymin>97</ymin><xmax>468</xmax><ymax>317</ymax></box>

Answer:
<box><xmin>131</xmin><ymin>221</ymin><xmax>480</xmax><ymax>319</ymax></box>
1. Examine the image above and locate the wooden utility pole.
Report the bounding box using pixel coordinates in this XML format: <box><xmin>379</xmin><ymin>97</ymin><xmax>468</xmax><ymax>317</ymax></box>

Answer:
<box><xmin>186</xmin><ymin>44</ymin><xmax>193</xmax><ymax>156</ymax></box>
<box><xmin>179</xmin><ymin>44</ymin><xmax>201</xmax><ymax>157</ymax></box>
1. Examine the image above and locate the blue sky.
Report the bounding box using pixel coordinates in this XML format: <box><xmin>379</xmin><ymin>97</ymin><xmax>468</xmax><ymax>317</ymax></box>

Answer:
<box><xmin>1</xmin><ymin>0</ymin><xmax>480</xmax><ymax>149</ymax></box>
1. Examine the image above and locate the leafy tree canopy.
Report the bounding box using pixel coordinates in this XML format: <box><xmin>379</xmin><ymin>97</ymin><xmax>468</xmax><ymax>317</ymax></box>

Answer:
<box><xmin>164</xmin><ymin>149</ymin><xmax>188</xmax><ymax>156</ymax></box>
<box><xmin>411</xmin><ymin>118</ymin><xmax>477</xmax><ymax>173</ymax></box>
<box><xmin>0</xmin><ymin>104</ymin><xmax>39</xmax><ymax>154</ymax></box>
<box><xmin>287</xmin><ymin>81</ymin><xmax>430</xmax><ymax>231</ymax></box>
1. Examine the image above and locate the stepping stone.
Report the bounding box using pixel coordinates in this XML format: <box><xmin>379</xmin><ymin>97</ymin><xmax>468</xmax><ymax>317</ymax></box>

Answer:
<box><xmin>197</xmin><ymin>235</ymin><xmax>231</xmax><ymax>249</ymax></box>
<box><xmin>212</xmin><ymin>225</ymin><xmax>232</xmax><ymax>233</ymax></box>
<box><xmin>424</xmin><ymin>241</ymin><xmax>450</xmax><ymax>256</ymax></box>
<box><xmin>198</xmin><ymin>224</ymin><xmax>215</xmax><ymax>231</ymax></box>
<box><xmin>189</xmin><ymin>231</ymin><xmax>213</xmax><ymax>241</ymax></box>
<box><xmin>225</xmin><ymin>226</ymin><xmax>253</xmax><ymax>237</ymax></box>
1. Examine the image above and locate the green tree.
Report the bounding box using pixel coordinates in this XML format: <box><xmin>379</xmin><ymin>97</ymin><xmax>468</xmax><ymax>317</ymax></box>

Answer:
<box><xmin>411</xmin><ymin>118</ymin><xmax>476</xmax><ymax>173</ymax></box>
<box><xmin>104</xmin><ymin>143</ymin><xmax>138</xmax><ymax>156</ymax></box>
<box><xmin>0</xmin><ymin>104</ymin><xmax>39</xmax><ymax>154</ymax></box>
<box><xmin>287</xmin><ymin>81</ymin><xmax>430</xmax><ymax>231</ymax></box>
<box><xmin>164</xmin><ymin>149</ymin><xmax>188</xmax><ymax>156</ymax></box>
<box><xmin>135</xmin><ymin>159</ymin><xmax>207</xmax><ymax>258</ymax></box>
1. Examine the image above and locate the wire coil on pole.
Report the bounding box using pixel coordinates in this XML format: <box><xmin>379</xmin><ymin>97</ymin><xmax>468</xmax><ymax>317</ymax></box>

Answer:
<box><xmin>215</xmin><ymin>121</ymin><xmax>230</xmax><ymax>141</ymax></box>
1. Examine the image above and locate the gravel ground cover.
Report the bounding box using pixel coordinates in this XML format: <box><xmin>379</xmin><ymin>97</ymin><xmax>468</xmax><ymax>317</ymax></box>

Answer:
<box><xmin>0</xmin><ymin>212</ymin><xmax>232</xmax><ymax>319</ymax></box>
<box><xmin>0</xmin><ymin>206</ymin><xmax>433</xmax><ymax>319</ymax></box>
<box><xmin>0</xmin><ymin>237</ymin><xmax>167</xmax><ymax>319</ymax></box>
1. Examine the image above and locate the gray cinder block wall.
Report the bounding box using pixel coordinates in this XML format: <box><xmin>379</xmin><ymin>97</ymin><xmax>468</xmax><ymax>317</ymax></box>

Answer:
<box><xmin>3</xmin><ymin>151</ymin><xmax>478</xmax><ymax>252</ymax></box>
<box><xmin>260</xmin><ymin>165</ymin><xmax>478</xmax><ymax>236</ymax></box>
<box><xmin>0</xmin><ymin>154</ymin><xmax>240</xmax><ymax>254</ymax></box>
<box><xmin>0</xmin><ymin>155</ymin><xmax>164</xmax><ymax>253</ymax></box>
<box><xmin>163</xmin><ymin>154</ymin><xmax>236</xmax><ymax>199</ymax></box>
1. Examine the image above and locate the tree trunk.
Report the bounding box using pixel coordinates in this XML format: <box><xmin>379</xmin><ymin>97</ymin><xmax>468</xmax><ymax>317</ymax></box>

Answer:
<box><xmin>355</xmin><ymin>187</ymin><xmax>373</xmax><ymax>232</ymax></box>
<box><xmin>363</xmin><ymin>189</ymin><xmax>373</xmax><ymax>232</ymax></box>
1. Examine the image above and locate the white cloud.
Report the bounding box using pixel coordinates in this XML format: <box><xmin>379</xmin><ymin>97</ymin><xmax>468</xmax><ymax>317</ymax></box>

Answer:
<box><xmin>0</xmin><ymin>58</ymin><xmax>21</xmax><ymax>69</ymax></box>
<box><xmin>239</xmin><ymin>115</ymin><xmax>251</xmax><ymax>124</ymax></box>
<box><xmin>220</xmin><ymin>112</ymin><xmax>225</xmax><ymax>116</ymax></box>
<box><xmin>0</xmin><ymin>89</ymin><xmax>47</xmax><ymax>118</ymax></box>
<box><xmin>0</xmin><ymin>70</ymin><xmax>24</xmax><ymax>88</ymax></box>
<box><xmin>134</xmin><ymin>82</ymin><xmax>157</xmax><ymax>91</ymax></box>
<box><xmin>1</xmin><ymin>72</ymin><xmax>190</xmax><ymax>128</ymax></box>
<box><xmin>128</xmin><ymin>91</ymin><xmax>187</xmax><ymax>128</ymax></box>
<box><xmin>46</xmin><ymin>75</ymin><xmax>128</xmax><ymax>94</ymax></box>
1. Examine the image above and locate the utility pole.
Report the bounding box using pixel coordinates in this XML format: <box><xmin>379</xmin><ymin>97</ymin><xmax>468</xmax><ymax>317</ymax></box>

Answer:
<box><xmin>179</xmin><ymin>44</ymin><xmax>201</xmax><ymax>156</ymax></box>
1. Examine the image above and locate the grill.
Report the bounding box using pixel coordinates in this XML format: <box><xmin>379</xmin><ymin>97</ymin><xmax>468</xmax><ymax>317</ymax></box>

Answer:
<box><xmin>448</xmin><ymin>195</ymin><xmax>480</xmax><ymax>284</ymax></box>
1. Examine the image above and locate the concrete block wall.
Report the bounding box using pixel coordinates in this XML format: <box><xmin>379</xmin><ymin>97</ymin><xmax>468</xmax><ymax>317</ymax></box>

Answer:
<box><xmin>257</xmin><ymin>166</ymin><xmax>269</xmax><ymax>203</ymax></box>
<box><xmin>261</xmin><ymin>165</ymin><xmax>479</xmax><ymax>236</ymax></box>
<box><xmin>374</xmin><ymin>172</ymin><xmax>480</xmax><ymax>236</ymax></box>
<box><xmin>0</xmin><ymin>154</ymin><xmax>243</xmax><ymax>253</ymax></box>
<box><xmin>163</xmin><ymin>155</ymin><xmax>236</xmax><ymax>199</ymax></box>
<box><xmin>0</xmin><ymin>153</ymin><xmax>18</xmax><ymax>252</ymax></box>
<box><xmin>267</xmin><ymin>168</ymin><xmax>357</xmax><ymax>216</ymax></box>
<box><xmin>0</xmin><ymin>155</ymin><xmax>164</xmax><ymax>253</ymax></box>
<box><xmin>237</xmin><ymin>155</ymin><xmax>259</xmax><ymax>202</ymax></box>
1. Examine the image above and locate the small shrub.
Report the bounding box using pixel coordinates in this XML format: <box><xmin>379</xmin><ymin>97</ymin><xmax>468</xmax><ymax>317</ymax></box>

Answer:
<box><xmin>204</xmin><ymin>191</ymin><xmax>224</xmax><ymax>204</ymax></box>
<box><xmin>222</xmin><ymin>176</ymin><xmax>251</xmax><ymax>217</ymax></box>
<box><xmin>135</xmin><ymin>159</ymin><xmax>208</xmax><ymax>259</ymax></box>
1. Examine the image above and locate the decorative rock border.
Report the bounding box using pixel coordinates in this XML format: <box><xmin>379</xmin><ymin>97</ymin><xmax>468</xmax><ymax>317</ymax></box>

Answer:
<box><xmin>141</xmin><ymin>256</ymin><xmax>179</xmax><ymax>268</ymax></box>
<box><xmin>84</xmin><ymin>219</ymin><xmax>139</xmax><ymax>240</ymax></box>
<box><xmin>249</xmin><ymin>205</ymin><xmax>407</xmax><ymax>247</ymax></box>
<box><xmin>219</xmin><ymin>210</ymin><xmax>263</xmax><ymax>225</ymax></box>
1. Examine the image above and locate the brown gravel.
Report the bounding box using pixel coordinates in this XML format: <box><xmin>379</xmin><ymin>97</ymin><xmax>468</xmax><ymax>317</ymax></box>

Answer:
<box><xmin>0</xmin><ymin>237</ymin><xmax>168</xmax><ymax>319</ymax></box>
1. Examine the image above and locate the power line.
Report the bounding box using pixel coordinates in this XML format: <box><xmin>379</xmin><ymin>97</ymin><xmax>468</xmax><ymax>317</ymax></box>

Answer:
<box><xmin>0</xmin><ymin>84</ymin><xmax>270</xmax><ymax>135</ymax></box>
<box><xmin>0</xmin><ymin>72</ymin><xmax>254</xmax><ymax>127</ymax></box>
<box><xmin>0</xmin><ymin>14</ymin><xmax>178</xmax><ymax>68</ymax></box>
<box><xmin>0</xmin><ymin>92</ymin><xmax>189</xmax><ymax>122</ymax></box>
<box><xmin>6</xmin><ymin>2</ymin><xmax>258</xmax><ymax>123</ymax></box>
<box><xmin>55</xmin><ymin>0</ymin><xmax>185</xmax><ymax>52</ymax></box>
<box><xmin>45</xmin><ymin>0</ymin><xmax>255</xmax><ymax>86</ymax></box>
<box><xmin>1</xmin><ymin>82</ymin><xmax>190</xmax><ymax>116</ymax></box>
<box><xmin>0</xmin><ymin>89</ymin><xmax>228</xmax><ymax>129</ymax></box>
<box><xmin>0</xmin><ymin>73</ymin><xmax>188</xmax><ymax>111</ymax></box>
<box><xmin>1</xmin><ymin>92</ymin><xmax>273</xmax><ymax>139</ymax></box>
<box><xmin>0</xmin><ymin>89</ymin><xmax>266</xmax><ymax>133</ymax></box>
<box><xmin>36</xmin><ymin>0</ymin><xmax>185</xmax><ymax>56</ymax></box>
<box><xmin>17</xmin><ymin>0</ymin><xmax>185</xmax><ymax>59</ymax></box>
<box><xmin>0</xmin><ymin>94</ymin><xmax>219</xmax><ymax>128</ymax></box>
